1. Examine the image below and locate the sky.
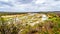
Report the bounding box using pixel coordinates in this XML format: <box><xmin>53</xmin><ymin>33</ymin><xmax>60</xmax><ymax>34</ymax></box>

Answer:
<box><xmin>0</xmin><ymin>0</ymin><xmax>60</xmax><ymax>12</ymax></box>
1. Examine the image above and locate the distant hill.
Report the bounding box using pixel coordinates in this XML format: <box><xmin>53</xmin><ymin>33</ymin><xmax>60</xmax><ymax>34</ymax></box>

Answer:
<box><xmin>0</xmin><ymin>11</ymin><xmax>60</xmax><ymax>16</ymax></box>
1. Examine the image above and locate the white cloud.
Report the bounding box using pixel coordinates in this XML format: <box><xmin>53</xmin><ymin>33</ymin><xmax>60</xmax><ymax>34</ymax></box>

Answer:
<box><xmin>0</xmin><ymin>0</ymin><xmax>9</xmax><ymax>2</ymax></box>
<box><xmin>35</xmin><ymin>0</ymin><xmax>46</xmax><ymax>4</ymax></box>
<box><xmin>0</xmin><ymin>0</ymin><xmax>60</xmax><ymax>12</ymax></box>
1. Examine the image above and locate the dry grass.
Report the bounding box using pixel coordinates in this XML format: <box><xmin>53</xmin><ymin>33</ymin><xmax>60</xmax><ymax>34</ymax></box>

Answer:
<box><xmin>0</xmin><ymin>13</ymin><xmax>60</xmax><ymax>34</ymax></box>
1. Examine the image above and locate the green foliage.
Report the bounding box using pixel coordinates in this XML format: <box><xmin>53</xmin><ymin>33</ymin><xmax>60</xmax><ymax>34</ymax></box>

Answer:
<box><xmin>0</xmin><ymin>13</ymin><xmax>60</xmax><ymax>34</ymax></box>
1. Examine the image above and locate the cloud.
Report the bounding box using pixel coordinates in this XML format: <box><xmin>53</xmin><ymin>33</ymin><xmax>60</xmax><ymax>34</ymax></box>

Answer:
<box><xmin>0</xmin><ymin>0</ymin><xmax>60</xmax><ymax>12</ymax></box>
<box><xmin>16</xmin><ymin>0</ymin><xmax>33</xmax><ymax>4</ymax></box>
<box><xmin>0</xmin><ymin>0</ymin><xmax>9</xmax><ymax>2</ymax></box>
<box><xmin>35</xmin><ymin>0</ymin><xmax>46</xmax><ymax>4</ymax></box>
<box><xmin>0</xmin><ymin>1</ymin><xmax>13</xmax><ymax>6</ymax></box>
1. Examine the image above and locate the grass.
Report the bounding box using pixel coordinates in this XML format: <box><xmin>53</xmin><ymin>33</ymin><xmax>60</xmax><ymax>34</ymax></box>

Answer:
<box><xmin>0</xmin><ymin>13</ymin><xmax>60</xmax><ymax>34</ymax></box>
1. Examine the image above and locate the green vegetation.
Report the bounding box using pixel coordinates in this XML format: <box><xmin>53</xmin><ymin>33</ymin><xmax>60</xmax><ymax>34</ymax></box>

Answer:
<box><xmin>0</xmin><ymin>13</ymin><xmax>60</xmax><ymax>34</ymax></box>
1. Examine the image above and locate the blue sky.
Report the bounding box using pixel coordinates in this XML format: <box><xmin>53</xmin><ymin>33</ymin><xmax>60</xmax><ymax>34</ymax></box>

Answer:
<box><xmin>0</xmin><ymin>0</ymin><xmax>60</xmax><ymax>12</ymax></box>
